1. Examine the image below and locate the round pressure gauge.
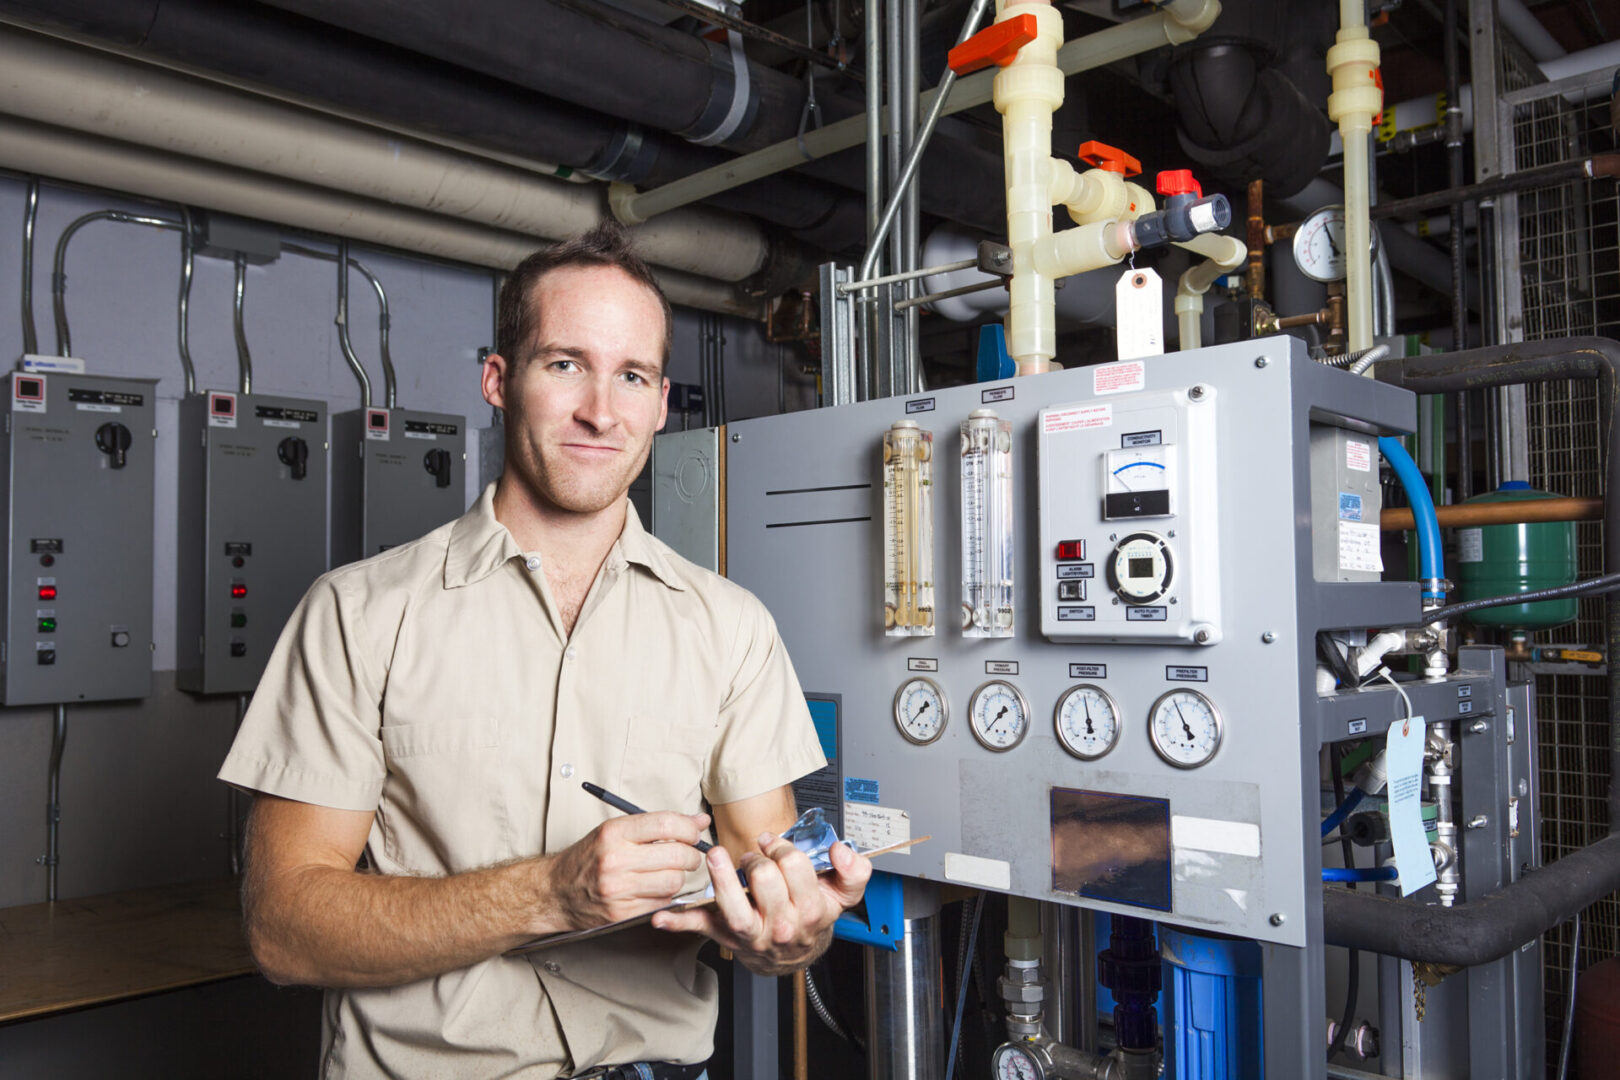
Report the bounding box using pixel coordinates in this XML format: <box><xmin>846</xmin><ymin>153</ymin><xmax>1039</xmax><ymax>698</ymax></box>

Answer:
<box><xmin>969</xmin><ymin>679</ymin><xmax>1031</xmax><ymax>752</ymax></box>
<box><xmin>1148</xmin><ymin>688</ymin><xmax>1224</xmax><ymax>769</ymax></box>
<box><xmin>991</xmin><ymin>1042</ymin><xmax>1047</xmax><ymax>1080</ymax></box>
<box><xmin>1054</xmin><ymin>684</ymin><xmax>1121</xmax><ymax>760</ymax></box>
<box><xmin>1292</xmin><ymin>205</ymin><xmax>1348</xmax><ymax>282</ymax></box>
<box><xmin>893</xmin><ymin>676</ymin><xmax>948</xmax><ymax>745</ymax></box>
<box><xmin>1107</xmin><ymin>531</ymin><xmax>1174</xmax><ymax>604</ymax></box>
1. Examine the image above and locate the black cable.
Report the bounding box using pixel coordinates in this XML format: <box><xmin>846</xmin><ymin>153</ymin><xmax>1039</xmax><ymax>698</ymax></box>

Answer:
<box><xmin>1329</xmin><ymin>745</ymin><xmax>1359</xmax><ymax>1061</ymax></box>
<box><xmin>1317</xmin><ymin>631</ymin><xmax>1360</xmax><ymax>689</ymax></box>
<box><xmin>1423</xmin><ymin>571</ymin><xmax>1620</xmax><ymax>624</ymax></box>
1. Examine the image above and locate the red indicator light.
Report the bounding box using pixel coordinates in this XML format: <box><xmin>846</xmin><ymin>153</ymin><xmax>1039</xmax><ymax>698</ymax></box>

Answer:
<box><xmin>1056</xmin><ymin>540</ymin><xmax>1085</xmax><ymax>561</ymax></box>
<box><xmin>230</xmin><ymin>583</ymin><xmax>248</xmax><ymax>599</ymax></box>
<box><xmin>37</xmin><ymin>585</ymin><xmax>57</xmax><ymax>601</ymax></box>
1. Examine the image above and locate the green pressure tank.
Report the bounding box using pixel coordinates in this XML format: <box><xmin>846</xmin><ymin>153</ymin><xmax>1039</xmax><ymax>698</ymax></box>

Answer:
<box><xmin>1453</xmin><ymin>481</ymin><xmax>1578</xmax><ymax>631</ymax></box>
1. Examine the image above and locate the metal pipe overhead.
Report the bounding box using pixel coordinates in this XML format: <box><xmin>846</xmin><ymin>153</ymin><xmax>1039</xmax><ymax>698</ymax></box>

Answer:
<box><xmin>0</xmin><ymin>118</ymin><xmax>768</xmax><ymax>319</ymax></box>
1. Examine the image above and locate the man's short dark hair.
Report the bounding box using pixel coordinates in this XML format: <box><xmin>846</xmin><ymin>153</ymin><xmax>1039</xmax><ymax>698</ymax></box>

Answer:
<box><xmin>496</xmin><ymin>222</ymin><xmax>673</xmax><ymax>369</ymax></box>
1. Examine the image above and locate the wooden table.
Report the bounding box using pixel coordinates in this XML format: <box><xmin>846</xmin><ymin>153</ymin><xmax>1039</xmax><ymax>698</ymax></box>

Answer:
<box><xmin>0</xmin><ymin>877</ymin><xmax>255</xmax><ymax>1024</ymax></box>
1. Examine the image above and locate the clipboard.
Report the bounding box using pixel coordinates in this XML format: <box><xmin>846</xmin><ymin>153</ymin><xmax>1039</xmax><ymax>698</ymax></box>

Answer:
<box><xmin>507</xmin><ymin>836</ymin><xmax>930</xmax><ymax>955</ymax></box>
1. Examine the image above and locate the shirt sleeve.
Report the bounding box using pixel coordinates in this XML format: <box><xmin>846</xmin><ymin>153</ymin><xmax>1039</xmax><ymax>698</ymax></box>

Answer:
<box><xmin>217</xmin><ymin>571</ymin><xmax>387</xmax><ymax>812</ymax></box>
<box><xmin>704</xmin><ymin>591</ymin><xmax>829</xmax><ymax>806</ymax></box>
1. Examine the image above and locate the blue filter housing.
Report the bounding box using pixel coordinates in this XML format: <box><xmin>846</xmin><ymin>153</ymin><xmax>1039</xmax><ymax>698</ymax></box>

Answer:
<box><xmin>1160</xmin><ymin>927</ymin><xmax>1264</xmax><ymax>1079</ymax></box>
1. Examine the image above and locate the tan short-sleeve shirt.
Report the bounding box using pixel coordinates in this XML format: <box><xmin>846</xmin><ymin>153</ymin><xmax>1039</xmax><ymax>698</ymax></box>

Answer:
<box><xmin>219</xmin><ymin>483</ymin><xmax>827</xmax><ymax>1079</ymax></box>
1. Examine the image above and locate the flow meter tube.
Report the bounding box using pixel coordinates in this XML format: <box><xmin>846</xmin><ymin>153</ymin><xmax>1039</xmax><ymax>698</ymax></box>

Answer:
<box><xmin>883</xmin><ymin>420</ymin><xmax>934</xmax><ymax>635</ymax></box>
<box><xmin>961</xmin><ymin>409</ymin><xmax>1014</xmax><ymax>636</ymax></box>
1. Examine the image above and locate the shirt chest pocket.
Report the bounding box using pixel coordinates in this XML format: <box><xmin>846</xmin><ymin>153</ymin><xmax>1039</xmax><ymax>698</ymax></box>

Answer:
<box><xmin>378</xmin><ymin>716</ymin><xmax>512</xmax><ymax>874</ymax></box>
<box><xmin>619</xmin><ymin>712</ymin><xmax>716</xmax><ymax>814</ymax></box>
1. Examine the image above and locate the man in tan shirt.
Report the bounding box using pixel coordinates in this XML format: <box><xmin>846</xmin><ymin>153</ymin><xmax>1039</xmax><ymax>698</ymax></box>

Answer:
<box><xmin>220</xmin><ymin>224</ymin><xmax>870</xmax><ymax>1078</ymax></box>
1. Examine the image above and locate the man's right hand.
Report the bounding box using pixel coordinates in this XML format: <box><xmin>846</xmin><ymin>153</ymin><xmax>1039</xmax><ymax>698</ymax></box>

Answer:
<box><xmin>539</xmin><ymin>811</ymin><xmax>711</xmax><ymax>931</ymax></box>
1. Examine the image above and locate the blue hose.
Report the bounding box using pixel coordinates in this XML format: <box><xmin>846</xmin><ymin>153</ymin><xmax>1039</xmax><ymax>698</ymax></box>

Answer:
<box><xmin>1378</xmin><ymin>436</ymin><xmax>1446</xmax><ymax>600</ymax></box>
<box><xmin>1320</xmin><ymin>786</ymin><xmax>1366</xmax><ymax>837</ymax></box>
<box><xmin>1323</xmin><ymin>865</ymin><xmax>1398</xmax><ymax>883</ymax></box>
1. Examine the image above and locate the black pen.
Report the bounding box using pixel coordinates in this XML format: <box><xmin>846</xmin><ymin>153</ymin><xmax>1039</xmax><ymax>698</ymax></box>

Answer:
<box><xmin>582</xmin><ymin>781</ymin><xmax>715</xmax><ymax>853</ymax></box>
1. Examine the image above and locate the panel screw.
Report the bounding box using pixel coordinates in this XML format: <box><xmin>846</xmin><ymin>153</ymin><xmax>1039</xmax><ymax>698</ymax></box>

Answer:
<box><xmin>1468</xmin><ymin>719</ymin><xmax>1488</xmax><ymax>734</ymax></box>
<box><xmin>1195</xmin><ymin>628</ymin><xmax>1211</xmax><ymax>644</ymax></box>
<box><xmin>1467</xmin><ymin>815</ymin><xmax>1488</xmax><ymax>829</ymax></box>
<box><xmin>1255</xmin><ymin>357</ymin><xmax>1269</xmax><ymax>368</ymax></box>
<box><xmin>731</xmin><ymin>432</ymin><xmax>741</xmax><ymax>443</ymax></box>
<box><xmin>1188</xmin><ymin>385</ymin><xmax>1206</xmax><ymax>400</ymax></box>
<box><xmin>1269</xmin><ymin>912</ymin><xmax>1286</xmax><ymax>926</ymax></box>
<box><xmin>1262</xmin><ymin>631</ymin><xmax>1276</xmax><ymax>643</ymax></box>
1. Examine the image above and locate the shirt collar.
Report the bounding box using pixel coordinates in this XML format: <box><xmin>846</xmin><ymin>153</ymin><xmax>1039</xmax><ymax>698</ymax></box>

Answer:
<box><xmin>444</xmin><ymin>482</ymin><xmax>687</xmax><ymax>592</ymax></box>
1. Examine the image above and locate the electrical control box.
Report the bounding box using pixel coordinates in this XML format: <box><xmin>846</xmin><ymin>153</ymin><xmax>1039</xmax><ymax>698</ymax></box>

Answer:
<box><xmin>177</xmin><ymin>390</ymin><xmax>328</xmax><ymax>695</ymax></box>
<box><xmin>722</xmin><ymin>337</ymin><xmax>1418</xmax><ymax>948</ymax></box>
<box><xmin>0</xmin><ymin>371</ymin><xmax>156</xmax><ymax>705</ymax></box>
<box><xmin>331</xmin><ymin>407</ymin><xmax>467</xmax><ymax>566</ymax></box>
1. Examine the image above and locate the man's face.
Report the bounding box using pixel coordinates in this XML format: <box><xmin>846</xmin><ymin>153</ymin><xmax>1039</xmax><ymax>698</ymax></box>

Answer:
<box><xmin>483</xmin><ymin>264</ymin><xmax>669</xmax><ymax>516</ymax></box>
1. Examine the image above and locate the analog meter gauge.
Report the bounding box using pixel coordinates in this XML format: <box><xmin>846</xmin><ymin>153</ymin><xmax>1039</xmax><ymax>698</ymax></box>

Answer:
<box><xmin>991</xmin><ymin>1043</ymin><xmax>1047</xmax><ymax>1080</ymax></box>
<box><xmin>969</xmin><ymin>679</ymin><xmax>1031</xmax><ymax>752</ymax></box>
<box><xmin>1292</xmin><ymin>205</ymin><xmax>1348</xmax><ymax>282</ymax></box>
<box><xmin>1149</xmin><ymin>688</ymin><xmax>1224</xmax><ymax>768</ymax></box>
<box><xmin>893</xmin><ymin>676</ymin><xmax>948</xmax><ymax>745</ymax></box>
<box><xmin>1054</xmin><ymin>684</ymin><xmax>1121</xmax><ymax>760</ymax></box>
<box><xmin>1106</xmin><ymin>531</ymin><xmax>1174</xmax><ymax>604</ymax></box>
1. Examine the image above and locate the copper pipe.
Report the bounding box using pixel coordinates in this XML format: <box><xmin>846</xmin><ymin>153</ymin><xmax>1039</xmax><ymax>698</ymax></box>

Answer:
<box><xmin>793</xmin><ymin>969</ymin><xmax>809</xmax><ymax>1080</ymax></box>
<box><xmin>1245</xmin><ymin>179</ymin><xmax>1265</xmax><ymax>299</ymax></box>
<box><xmin>1381</xmin><ymin>496</ymin><xmax>1603</xmax><ymax>531</ymax></box>
<box><xmin>1276</xmin><ymin>310</ymin><xmax>1328</xmax><ymax>329</ymax></box>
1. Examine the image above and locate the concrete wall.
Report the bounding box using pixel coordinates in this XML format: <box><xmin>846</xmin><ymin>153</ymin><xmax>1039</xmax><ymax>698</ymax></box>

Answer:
<box><xmin>0</xmin><ymin>173</ymin><xmax>815</xmax><ymax>1069</ymax></box>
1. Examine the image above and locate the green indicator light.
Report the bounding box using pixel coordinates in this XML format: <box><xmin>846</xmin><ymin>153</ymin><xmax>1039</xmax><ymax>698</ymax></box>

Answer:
<box><xmin>37</xmin><ymin>617</ymin><xmax>56</xmax><ymax>633</ymax></box>
<box><xmin>230</xmin><ymin>612</ymin><xmax>247</xmax><ymax>629</ymax></box>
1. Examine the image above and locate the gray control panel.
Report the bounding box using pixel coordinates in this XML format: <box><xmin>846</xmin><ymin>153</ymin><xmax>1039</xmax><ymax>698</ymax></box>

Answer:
<box><xmin>1</xmin><ymin>371</ymin><xmax>156</xmax><ymax>705</ymax></box>
<box><xmin>332</xmin><ymin>406</ymin><xmax>466</xmax><ymax>566</ymax></box>
<box><xmin>723</xmin><ymin>338</ymin><xmax>1415</xmax><ymax>947</ymax></box>
<box><xmin>177</xmin><ymin>390</ymin><xmax>328</xmax><ymax>695</ymax></box>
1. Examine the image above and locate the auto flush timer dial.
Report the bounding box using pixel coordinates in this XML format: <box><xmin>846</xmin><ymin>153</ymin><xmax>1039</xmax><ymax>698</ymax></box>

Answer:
<box><xmin>1107</xmin><ymin>531</ymin><xmax>1173</xmax><ymax>604</ymax></box>
<box><xmin>893</xmin><ymin>677</ymin><xmax>947</xmax><ymax>745</ymax></box>
<box><xmin>969</xmin><ymin>679</ymin><xmax>1030</xmax><ymax>751</ymax></box>
<box><xmin>1148</xmin><ymin>688</ymin><xmax>1223</xmax><ymax>768</ymax></box>
<box><xmin>1054</xmin><ymin>684</ymin><xmax>1121</xmax><ymax>760</ymax></box>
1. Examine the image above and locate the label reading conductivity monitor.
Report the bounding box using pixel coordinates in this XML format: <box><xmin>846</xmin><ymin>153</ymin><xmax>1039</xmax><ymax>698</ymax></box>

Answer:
<box><xmin>1122</xmin><ymin>430</ymin><xmax>1162</xmax><ymax>447</ymax></box>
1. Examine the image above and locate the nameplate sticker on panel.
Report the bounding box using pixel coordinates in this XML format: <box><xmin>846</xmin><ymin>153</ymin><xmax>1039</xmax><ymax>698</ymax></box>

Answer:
<box><xmin>846</xmin><ymin>804</ymin><xmax>911</xmax><ymax>855</ymax></box>
<box><xmin>944</xmin><ymin>852</ymin><xmax>1010</xmax><ymax>889</ymax></box>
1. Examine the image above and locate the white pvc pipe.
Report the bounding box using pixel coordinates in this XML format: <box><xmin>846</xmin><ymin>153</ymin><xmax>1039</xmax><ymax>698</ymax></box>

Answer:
<box><xmin>0</xmin><ymin>26</ymin><xmax>770</xmax><ymax>284</ymax></box>
<box><xmin>1328</xmin><ymin>0</ymin><xmax>1380</xmax><ymax>353</ymax></box>
<box><xmin>0</xmin><ymin>115</ymin><xmax>765</xmax><ymax>319</ymax></box>
<box><xmin>1173</xmin><ymin>233</ymin><xmax>1246</xmax><ymax>350</ymax></box>
<box><xmin>1498</xmin><ymin>0</ymin><xmax>1565</xmax><ymax>63</ymax></box>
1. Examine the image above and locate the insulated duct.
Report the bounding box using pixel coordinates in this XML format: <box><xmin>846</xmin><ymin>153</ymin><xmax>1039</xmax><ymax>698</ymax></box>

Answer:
<box><xmin>0</xmin><ymin>116</ymin><xmax>770</xmax><ymax>319</ymax></box>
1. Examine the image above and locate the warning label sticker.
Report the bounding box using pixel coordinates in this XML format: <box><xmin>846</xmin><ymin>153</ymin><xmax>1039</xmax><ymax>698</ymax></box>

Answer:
<box><xmin>1346</xmin><ymin>439</ymin><xmax>1372</xmax><ymax>472</ymax></box>
<box><xmin>1093</xmin><ymin>361</ymin><xmax>1146</xmax><ymax>396</ymax></box>
<box><xmin>1042</xmin><ymin>403</ymin><xmax>1112</xmax><ymax>433</ymax></box>
<box><xmin>13</xmin><ymin>374</ymin><xmax>45</xmax><ymax>414</ymax></box>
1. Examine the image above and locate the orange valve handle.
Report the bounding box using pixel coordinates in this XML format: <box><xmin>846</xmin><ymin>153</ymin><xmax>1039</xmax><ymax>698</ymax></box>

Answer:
<box><xmin>1076</xmin><ymin>140</ymin><xmax>1142</xmax><ymax>178</ymax></box>
<box><xmin>1155</xmin><ymin>169</ymin><xmax>1203</xmax><ymax>198</ymax></box>
<box><xmin>947</xmin><ymin>14</ymin><xmax>1039</xmax><ymax>76</ymax></box>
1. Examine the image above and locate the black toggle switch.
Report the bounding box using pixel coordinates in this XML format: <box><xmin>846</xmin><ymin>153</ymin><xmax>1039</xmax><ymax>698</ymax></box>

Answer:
<box><xmin>278</xmin><ymin>436</ymin><xmax>310</xmax><ymax>480</ymax></box>
<box><xmin>37</xmin><ymin>648</ymin><xmax>56</xmax><ymax>666</ymax></box>
<box><xmin>96</xmin><ymin>422</ymin><xmax>132</xmax><ymax>469</ymax></box>
<box><xmin>424</xmin><ymin>447</ymin><xmax>453</xmax><ymax>489</ymax></box>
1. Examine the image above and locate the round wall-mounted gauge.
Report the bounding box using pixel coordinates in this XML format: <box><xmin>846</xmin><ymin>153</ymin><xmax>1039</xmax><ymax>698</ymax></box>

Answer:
<box><xmin>1054</xmin><ymin>684</ymin><xmax>1121</xmax><ymax>760</ymax></box>
<box><xmin>893</xmin><ymin>676</ymin><xmax>948</xmax><ymax>745</ymax></box>
<box><xmin>1292</xmin><ymin>205</ymin><xmax>1347</xmax><ymax>282</ymax></box>
<box><xmin>1107</xmin><ymin>531</ymin><xmax>1174</xmax><ymax>604</ymax></box>
<box><xmin>991</xmin><ymin>1042</ymin><xmax>1047</xmax><ymax>1080</ymax></box>
<box><xmin>1148</xmin><ymin>688</ymin><xmax>1224</xmax><ymax>768</ymax></box>
<box><xmin>969</xmin><ymin>679</ymin><xmax>1031</xmax><ymax>752</ymax></box>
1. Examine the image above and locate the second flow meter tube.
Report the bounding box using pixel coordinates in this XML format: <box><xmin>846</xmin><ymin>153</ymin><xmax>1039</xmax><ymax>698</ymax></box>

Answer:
<box><xmin>961</xmin><ymin>409</ymin><xmax>1014</xmax><ymax>637</ymax></box>
<box><xmin>884</xmin><ymin>420</ymin><xmax>935</xmax><ymax>636</ymax></box>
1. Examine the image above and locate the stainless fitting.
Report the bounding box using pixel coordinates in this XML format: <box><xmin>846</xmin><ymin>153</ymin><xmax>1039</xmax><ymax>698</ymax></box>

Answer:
<box><xmin>998</xmin><ymin>977</ymin><xmax>1047</xmax><ymax>1005</ymax></box>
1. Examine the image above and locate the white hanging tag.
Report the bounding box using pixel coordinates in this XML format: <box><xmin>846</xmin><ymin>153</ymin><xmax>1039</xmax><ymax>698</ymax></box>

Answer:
<box><xmin>1385</xmin><ymin>714</ymin><xmax>1438</xmax><ymax>896</ymax></box>
<box><xmin>1115</xmin><ymin>267</ymin><xmax>1163</xmax><ymax>362</ymax></box>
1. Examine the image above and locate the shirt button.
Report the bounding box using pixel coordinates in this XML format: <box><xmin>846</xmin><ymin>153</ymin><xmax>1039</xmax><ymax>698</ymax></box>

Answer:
<box><xmin>524</xmin><ymin>555</ymin><xmax>541</xmax><ymax>571</ymax></box>
<box><xmin>559</xmin><ymin>762</ymin><xmax>574</xmax><ymax>778</ymax></box>
<box><xmin>543</xmin><ymin>961</ymin><xmax>561</xmax><ymax>974</ymax></box>
<box><xmin>564</xmin><ymin>646</ymin><xmax>578</xmax><ymax>660</ymax></box>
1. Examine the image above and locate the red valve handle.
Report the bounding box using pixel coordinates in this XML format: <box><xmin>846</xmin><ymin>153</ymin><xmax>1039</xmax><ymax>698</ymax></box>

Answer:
<box><xmin>947</xmin><ymin>14</ymin><xmax>1038</xmax><ymax>76</ymax></box>
<box><xmin>1155</xmin><ymin>169</ymin><xmax>1203</xmax><ymax>198</ymax></box>
<box><xmin>1076</xmin><ymin>140</ymin><xmax>1142</xmax><ymax>178</ymax></box>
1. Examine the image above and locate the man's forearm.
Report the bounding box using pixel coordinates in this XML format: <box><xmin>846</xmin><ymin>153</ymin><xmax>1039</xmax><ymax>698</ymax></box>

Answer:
<box><xmin>245</xmin><ymin>857</ymin><xmax>563</xmax><ymax>988</ymax></box>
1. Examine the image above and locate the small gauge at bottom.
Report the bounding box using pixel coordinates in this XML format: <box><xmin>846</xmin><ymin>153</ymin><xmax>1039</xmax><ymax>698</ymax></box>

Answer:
<box><xmin>969</xmin><ymin>679</ymin><xmax>1030</xmax><ymax>751</ymax></box>
<box><xmin>1148</xmin><ymin>688</ymin><xmax>1223</xmax><ymax>768</ymax></box>
<box><xmin>1054</xmin><ymin>684</ymin><xmax>1121</xmax><ymax>760</ymax></box>
<box><xmin>991</xmin><ymin>1043</ymin><xmax>1048</xmax><ymax>1080</ymax></box>
<box><xmin>893</xmin><ymin>677</ymin><xmax>948</xmax><ymax>744</ymax></box>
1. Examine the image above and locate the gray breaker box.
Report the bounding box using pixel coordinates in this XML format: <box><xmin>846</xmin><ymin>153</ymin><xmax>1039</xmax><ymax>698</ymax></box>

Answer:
<box><xmin>723</xmin><ymin>337</ymin><xmax>1417</xmax><ymax>949</ymax></box>
<box><xmin>1</xmin><ymin>371</ymin><xmax>156</xmax><ymax>705</ymax></box>
<box><xmin>332</xmin><ymin>406</ymin><xmax>467</xmax><ymax>567</ymax></box>
<box><xmin>177</xmin><ymin>390</ymin><xmax>328</xmax><ymax>695</ymax></box>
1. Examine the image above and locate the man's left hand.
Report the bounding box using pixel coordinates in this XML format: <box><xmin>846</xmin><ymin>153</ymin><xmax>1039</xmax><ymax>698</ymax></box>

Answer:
<box><xmin>650</xmin><ymin>833</ymin><xmax>872</xmax><ymax>974</ymax></box>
